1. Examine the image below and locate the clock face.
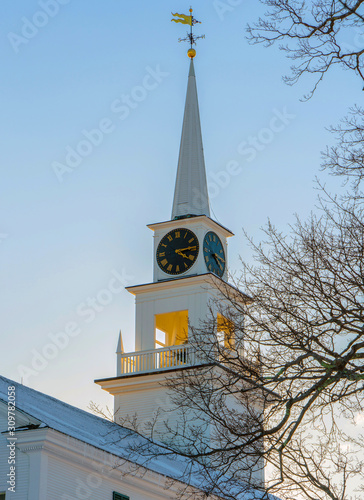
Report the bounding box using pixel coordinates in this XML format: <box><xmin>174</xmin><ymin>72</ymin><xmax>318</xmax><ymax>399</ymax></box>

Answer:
<box><xmin>156</xmin><ymin>228</ymin><xmax>199</xmax><ymax>275</ymax></box>
<box><xmin>203</xmin><ymin>231</ymin><xmax>226</xmax><ymax>277</ymax></box>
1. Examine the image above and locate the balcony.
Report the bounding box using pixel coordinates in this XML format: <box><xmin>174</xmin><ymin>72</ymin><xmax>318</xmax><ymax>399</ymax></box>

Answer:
<box><xmin>117</xmin><ymin>344</ymin><xmax>204</xmax><ymax>377</ymax></box>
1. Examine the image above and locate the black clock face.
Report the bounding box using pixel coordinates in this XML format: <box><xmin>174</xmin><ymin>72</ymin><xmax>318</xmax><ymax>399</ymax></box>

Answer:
<box><xmin>203</xmin><ymin>231</ymin><xmax>225</xmax><ymax>277</ymax></box>
<box><xmin>157</xmin><ymin>228</ymin><xmax>199</xmax><ymax>275</ymax></box>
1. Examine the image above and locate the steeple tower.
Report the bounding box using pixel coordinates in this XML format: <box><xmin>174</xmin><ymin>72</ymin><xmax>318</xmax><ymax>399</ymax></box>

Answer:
<box><xmin>172</xmin><ymin>57</ymin><xmax>210</xmax><ymax>219</ymax></box>
<box><xmin>95</xmin><ymin>12</ymin><xmax>263</xmax><ymax>478</ymax></box>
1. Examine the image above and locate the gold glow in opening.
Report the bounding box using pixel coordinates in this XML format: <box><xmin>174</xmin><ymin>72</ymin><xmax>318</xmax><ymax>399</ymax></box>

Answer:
<box><xmin>155</xmin><ymin>310</ymin><xmax>188</xmax><ymax>348</ymax></box>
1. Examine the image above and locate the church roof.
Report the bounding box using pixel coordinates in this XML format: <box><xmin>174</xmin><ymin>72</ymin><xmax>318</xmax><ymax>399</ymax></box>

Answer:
<box><xmin>0</xmin><ymin>375</ymin><xmax>179</xmax><ymax>478</ymax></box>
<box><xmin>0</xmin><ymin>376</ymin><xmax>278</xmax><ymax>499</ymax></box>
<box><xmin>171</xmin><ymin>59</ymin><xmax>210</xmax><ymax>220</ymax></box>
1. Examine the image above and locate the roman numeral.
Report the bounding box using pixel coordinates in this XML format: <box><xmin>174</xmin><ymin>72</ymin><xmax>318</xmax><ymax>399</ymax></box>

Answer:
<box><xmin>161</xmin><ymin>259</ymin><xmax>168</xmax><ymax>267</ymax></box>
<box><xmin>175</xmin><ymin>231</ymin><xmax>180</xmax><ymax>238</ymax></box>
<box><xmin>167</xmin><ymin>264</ymin><xmax>173</xmax><ymax>272</ymax></box>
<box><xmin>176</xmin><ymin>265</ymin><xmax>180</xmax><ymax>272</ymax></box>
<box><xmin>159</xmin><ymin>252</ymin><xmax>165</xmax><ymax>257</ymax></box>
<box><xmin>168</xmin><ymin>235</ymin><xmax>173</xmax><ymax>242</ymax></box>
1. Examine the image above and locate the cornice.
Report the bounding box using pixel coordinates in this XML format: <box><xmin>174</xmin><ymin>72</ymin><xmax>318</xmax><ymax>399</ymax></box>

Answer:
<box><xmin>127</xmin><ymin>272</ymin><xmax>237</xmax><ymax>295</ymax></box>
<box><xmin>147</xmin><ymin>215</ymin><xmax>234</xmax><ymax>238</ymax></box>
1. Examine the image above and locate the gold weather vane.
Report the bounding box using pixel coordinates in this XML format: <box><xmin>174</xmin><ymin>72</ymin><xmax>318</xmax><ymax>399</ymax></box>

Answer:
<box><xmin>171</xmin><ymin>7</ymin><xmax>205</xmax><ymax>57</ymax></box>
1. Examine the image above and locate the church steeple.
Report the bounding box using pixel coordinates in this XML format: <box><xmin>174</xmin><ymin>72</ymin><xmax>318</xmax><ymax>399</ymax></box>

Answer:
<box><xmin>171</xmin><ymin>56</ymin><xmax>210</xmax><ymax>220</ymax></box>
<box><xmin>96</xmin><ymin>12</ymin><xmax>252</xmax><ymax>473</ymax></box>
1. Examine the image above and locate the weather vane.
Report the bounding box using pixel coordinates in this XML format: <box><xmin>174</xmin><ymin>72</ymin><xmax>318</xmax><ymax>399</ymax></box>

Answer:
<box><xmin>171</xmin><ymin>7</ymin><xmax>205</xmax><ymax>58</ymax></box>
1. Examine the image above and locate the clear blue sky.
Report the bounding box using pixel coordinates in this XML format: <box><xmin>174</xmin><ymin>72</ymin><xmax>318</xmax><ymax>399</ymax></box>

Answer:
<box><xmin>0</xmin><ymin>1</ymin><xmax>360</xmax><ymax>411</ymax></box>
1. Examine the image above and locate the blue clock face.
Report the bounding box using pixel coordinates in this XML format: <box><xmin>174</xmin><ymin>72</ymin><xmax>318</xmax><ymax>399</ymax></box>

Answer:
<box><xmin>203</xmin><ymin>231</ymin><xmax>225</xmax><ymax>277</ymax></box>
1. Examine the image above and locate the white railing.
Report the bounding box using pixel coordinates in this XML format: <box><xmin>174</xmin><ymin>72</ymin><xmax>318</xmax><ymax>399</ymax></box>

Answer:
<box><xmin>117</xmin><ymin>344</ymin><xmax>202</xmax><ymax>376</ymax></box>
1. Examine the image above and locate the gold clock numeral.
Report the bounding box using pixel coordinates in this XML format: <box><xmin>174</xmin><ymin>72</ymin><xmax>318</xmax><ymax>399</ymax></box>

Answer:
<box><xmin>161</xmin><ymin>243</ymin><xmax>167</xmax><ymax>248</ymax></box>
<box><xmin>188</xmin><ymin>238</ymin><xmax>194</xmax><ymax>243</ymax></box>
<box><xmin>220</xmin><ymin>249</ymin><xmax>223</xmax><ymax>253</ymax></box>
<box><xmin>213</xmin><ymin>234</ymin><xmax>216</xmax><ymax>242</ymax></box>
<box><xmin>161</xmin><ymin>259</ymin><xmax>168</xmax><ymax>267</ymax></box>
<box><xmin>205</xmin><ymin>256</ymin><xmax>209</xmax><ymax>262</ymax></box>
<box><xmin>159</xmin><ymin>252</ymin><xmax>165</xmax><ymax>257</ymax></box>
<box><xmin>209</xmin><ymin>234</ymin><xmax>212</xmax><ymax>242</ymax></box>
<box><xmin>208</xmin><ymin>264</ymin><xmax>212</xmax><ymax>271</ymax></box>
<box><xmin>204</xmin><ymin>247</ymin><xmax>209</xmax><ymax>252</ymax></box>
<box><xmin>167</xmin><ymin>264</ymin><xmax>173</xmax><ymax>272</ymax></box>
<box><xmin>184</xmin><ymin>232</ymin><xmax>188</xmax><ymax>238</ymax></box>
<box><xmin>184</xmin><ymin>262</ymin><xmax>188</xmax><ymax>269</ymax></box>
<box><xmin>175</xmin><ymin>231</ymin><xmax>180</xmax><ymax>238</ymax></box>
<box><xmin>168</xmin><ymin>235</ymin><xmax>173</xmax><ymax>242</ymax></box>
<box><xmin>176</xmin><ymin>265</ymin><xmax>180</xmax><ymax>272</ymax></box>
<box><xmin>188</xmin><ymin>255</ymin><xmax>194</xmax><ymax>261</ymax></box>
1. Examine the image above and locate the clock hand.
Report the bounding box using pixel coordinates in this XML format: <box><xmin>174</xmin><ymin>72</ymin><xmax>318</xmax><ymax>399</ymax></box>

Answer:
<box><xmin>213</xmin><ymin>253</ymin><xmax>225</xmax><ymax>263</ymax></box>
<box><xmin>175</xmin><ymin>249</ymin><xmax>189</xmax><ymax>259</ymax></box>
<box><xmin>212</xmin><ymin>254</ymin><xmax>224</xmax><ymax>271</ymax></box>
<box><xmin>177</xmin><ymin>246</ymin><xmax>197</xmax><ymax>252</ymax></box>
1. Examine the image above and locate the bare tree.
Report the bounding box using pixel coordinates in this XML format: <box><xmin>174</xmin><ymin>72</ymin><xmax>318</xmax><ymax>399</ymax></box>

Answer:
<box><xmin>154</xmin><ymin>192</ymin><xmax>364</xmax><ymax>500</ymax></box>
<box><xmin>247</xmin><ymin>0</ymin><xmax>364</xmax><ymax>98</ymax></box>
<box><xmin>322</xmin><ymin>105</ymin><xmax>364</xmax><ymax>190</ymax></box>
<box><xmin>94</xmin><ymin>187</ymin><xmax>363</xmax><ymax>500</ymax></box>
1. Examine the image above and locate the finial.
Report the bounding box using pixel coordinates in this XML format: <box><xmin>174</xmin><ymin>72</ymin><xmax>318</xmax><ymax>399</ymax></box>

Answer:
<box><xmin>171</xmin><ymin>7</ymin><xmax>205</xmax><ymax>52</ymax></box>
<box><xmin>117</xmin><ymin>330</ymin><xmax>124</xmax><ymax>354</ymax></box>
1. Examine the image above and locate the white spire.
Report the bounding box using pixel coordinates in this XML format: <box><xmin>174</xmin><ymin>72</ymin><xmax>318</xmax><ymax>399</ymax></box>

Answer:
<box><xmin>171</xmin><ymin>59</ymin><xmax>210</xmax><ymax>220</ymax></box>
<box><xmin>116</xmin><ymin>330</ymin><xmax>124</xmax><ymax>377</ymax></box>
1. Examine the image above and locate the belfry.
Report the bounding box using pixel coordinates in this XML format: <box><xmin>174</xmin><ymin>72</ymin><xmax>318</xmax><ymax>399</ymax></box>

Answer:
<box><xmin>95</xmin><ymin>14</ymin><xmax>262</xmax><ymax>487</ymax></box>
<box><xmin>95</xmin><ymin>11</ymin><xmax>237</xmax><ymax>427</ymax></box>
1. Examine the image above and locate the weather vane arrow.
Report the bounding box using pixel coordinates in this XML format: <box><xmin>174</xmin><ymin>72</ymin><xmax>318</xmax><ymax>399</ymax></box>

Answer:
<box><xmin>171</xmin><ymin>7</ymin><xmax>205</xmax><ymax>58</ymax></box>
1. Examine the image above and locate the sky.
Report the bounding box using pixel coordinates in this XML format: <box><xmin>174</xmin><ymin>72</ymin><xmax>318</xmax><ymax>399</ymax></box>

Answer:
<box><xmin>0</xmin><ymin>1</ymin><xmax>361</xmax><ymax>414</ymax></box>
